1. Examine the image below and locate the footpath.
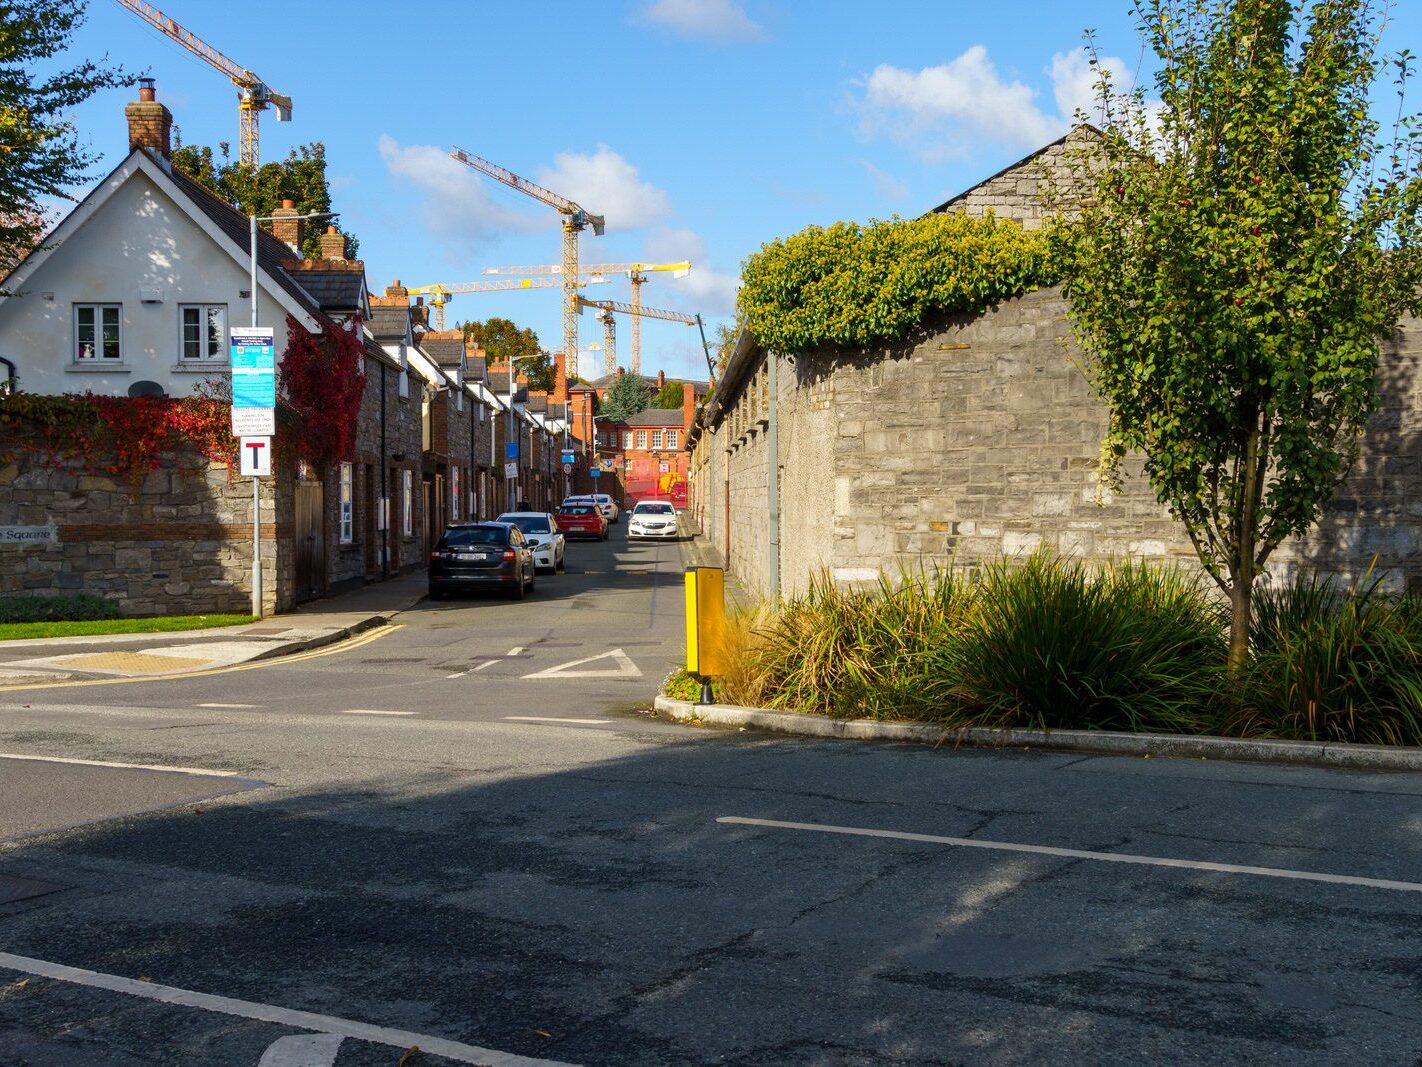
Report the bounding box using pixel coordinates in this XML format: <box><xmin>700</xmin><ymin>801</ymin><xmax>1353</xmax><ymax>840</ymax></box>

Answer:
<box><xmin>0</xmin><ymin>572</ymin><xmax>427</xmax><ymax>687</ymax></box>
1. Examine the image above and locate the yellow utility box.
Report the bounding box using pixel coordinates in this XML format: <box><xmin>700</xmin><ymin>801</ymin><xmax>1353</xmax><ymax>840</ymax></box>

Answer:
<box><xmin>684</xmin><ymin>566</ymin><xmax>726</xmax><ymax>681</ymax></box>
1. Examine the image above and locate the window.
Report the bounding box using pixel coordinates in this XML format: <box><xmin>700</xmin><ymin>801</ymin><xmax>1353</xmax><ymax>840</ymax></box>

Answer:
<box><xmin>75</xmin><ymin>304</ymin><xmax>121</xmax><ymax>361</ymax></box>
<box><xmin>402</xmin><ymin>469</ymin><xmax>414</xmax><ymax>537</ymax></box>
<box><xmin>622</xmin><ymin>431</ymin><xmax>632</xmax><ymax>449</ymax></box>
<box><xmin>651</xmin><ymin>430</ymin><xmax>663</xmax><ymax>450</ymax></box>
<box><xmin>450</xmin><ymin>467</ymin><xmax>460</xmax><ymax>520</ymax></box>
<box><xmin>666</xmin><ymin>430</ymin><xmax>679</xmax><ymax>449</ymax></box>
<box><xmin>180</xmin><ymin>304</ymin><xmax>226</xmax><ymax>361</ymax></box>
<box><xmin>635</xmin><ymin>430</ymin><xmax>647</xmax><ymax>449</ymax></box>
<box><xmin>338</xmin><ymin>463</ymin><xmax>354</xmax><ymax>544</ymax></box>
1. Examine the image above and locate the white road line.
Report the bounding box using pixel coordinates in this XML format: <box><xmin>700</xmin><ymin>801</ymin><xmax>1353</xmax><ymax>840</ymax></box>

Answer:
<box><xmin>506</xmin><ymin>647</ymin><xmax>525</xmax><ymax>657</ymax></box>
<box><xmin>0</xmin><ymin>752</ymin><xmax>246</xmax><ymax>778</ymax></box>
<box><xmin>0</xmin><ymin>951</ymin><xmax>573</xmax><ymax>1067</ymax></box>
<box><xmin>197</xmin><ymin>703</ymin><xmax>260</xmax><ymax>709</ymax></box>
<box><xmin>474</xmin><ymin>660</ymin><xmax>497</xmax><ymax>671</ymax></box>
<box><xmin>718</xmin><ymin>816</ymin><xmax>1422</xmax><ymax>895</ymax></box>
<box><xmin>521</xmin><ymin>649</ymin><xmax>642</xmax><ymax>680</ymax></box>
<box><xmin>338</xmin><ymin>709</ymin><xmax>417</xmax><ymax>717</ymax></box>
<box><xmin>258</xmin><ymin>1032</ymin><xmax>343</xmax><ymax>1066</ymax></box>
<box><xmin>503</xmin><ymin>717</ymin><xmax>612</xmax><ymax>726</ymax></box>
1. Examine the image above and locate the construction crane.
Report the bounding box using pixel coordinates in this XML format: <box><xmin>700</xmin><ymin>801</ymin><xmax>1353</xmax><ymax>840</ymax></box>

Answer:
<box><xmin>406</xmin><ymin>275</ymin><xmax>608</xmax><ymax>331</ymax></box>
<box><xmin>576</xmin><ymin>296</ymin><xmax>697</xmax><ymax>378</ymax></box>
<box><xmin>484</xmin><ymin>261</ymin><xmax>690</xmax><ymax>375</ymax></box>
<box><xmin>117</xmin><ymin>0</ymin><xmax>292</xmax><ymax>168</ymax></box>
<box><xmin>448</xmin><ymin>148</ymin><xmax>604</xmax><ymax>377</ymax></box>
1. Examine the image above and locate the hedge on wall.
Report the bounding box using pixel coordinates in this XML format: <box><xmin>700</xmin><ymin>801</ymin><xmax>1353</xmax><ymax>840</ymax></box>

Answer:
<box><xmin>737</xmin><ymin>211</ymin><xmax>1059</xmax><ymax>354</ymax></box>
<box><xmin>279</xmin><ymin>314</ymin><xmax>366</xmax><ymax>466</ymax></box>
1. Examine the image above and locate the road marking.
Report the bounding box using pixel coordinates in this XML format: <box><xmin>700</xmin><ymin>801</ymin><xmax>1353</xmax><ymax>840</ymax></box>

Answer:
<box><xmin>258</xmin><ymin>1032</ymin><xmax>344</xmax><ymax>1066</ymax></box>
<box><xmin>198</xmin><ymin>703</ymin><xmax>260</xmax><ymax>709</ymax></box>
<box><xmin>0</xmin><ymin>625</ymin><xmax>399</xmax><ymax>694</ymax></box>
<box><xmin>718</xmin><ymin>817</ymin><xmax>1422</xmax><ymax>894</ymax></box>
<box><xmin>446</xmin><ymin>659</ymin><xmax>500</xmax><ymax>679</ymax></box>
<box><xmin>474</xmin><ymin>660</ymin><xmax>497</xmax><ymax>671</ymax></box>
<box><xmin>506</xmin><ymin>647</ymin><xmax>525</xmax><ymax>656</ymax></box>
<box><xmin>521</xmin><ymin>648</ymin><xmax>643</xmax><ymax>680</ymax></box>
<box><xmin>0</xmin><ymin>752</ymin><xmax>247</xmax><ymax>778</ymax></box>
<box><xmin>338</xmin><ymin>709</ymin><xmax>416</xmax><ymax>717</ymax></box>
<box><xmin>0</xmin><ymin>951</ymin><xmax>573</xmax><ymax>1067</ymax></box>
<box><xmin>503</xmin><ymin>717</ymin><xmax>612</xmax><ymax>725</ymax></box>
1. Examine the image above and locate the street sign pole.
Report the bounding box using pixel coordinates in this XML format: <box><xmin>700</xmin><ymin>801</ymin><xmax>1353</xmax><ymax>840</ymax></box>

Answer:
<box><xmin>250</xmin><ymin>215</ymin><xmax>261</xmax><ymax>618</ymax></box>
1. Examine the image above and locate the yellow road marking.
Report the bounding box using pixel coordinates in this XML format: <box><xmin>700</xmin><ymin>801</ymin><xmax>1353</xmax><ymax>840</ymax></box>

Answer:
<box><xmin>0</xmin><ymin>625</ymin><xmax>400</xmax><ymax>694</ymax></box>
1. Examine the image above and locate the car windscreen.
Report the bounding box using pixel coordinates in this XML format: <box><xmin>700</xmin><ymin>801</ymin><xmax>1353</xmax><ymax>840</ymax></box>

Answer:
<box><xmin>500</xmin><ymin>515</ymin><xmax>551</xmax><ymax>534</ymax></box>
<box><xmin>559</xmin><ymin>506</ymin><xmax>594</xmax><ymax>516</ymax></box>
<box><xmin>440</xmin><ymin>526</ymin><xmax>505</xmax><ymax>547</ymax></box>
<box><xmin>635</xmin><ymin>503</ymin><xmax>675</xmax><ymax>515</ymax></box>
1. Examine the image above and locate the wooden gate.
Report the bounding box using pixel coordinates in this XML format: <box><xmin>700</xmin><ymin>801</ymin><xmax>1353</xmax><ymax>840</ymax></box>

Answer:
<box><xmin>295</xmin><ymin>480</ymin><xmax>326</xmax><ymax>602</ymax></box>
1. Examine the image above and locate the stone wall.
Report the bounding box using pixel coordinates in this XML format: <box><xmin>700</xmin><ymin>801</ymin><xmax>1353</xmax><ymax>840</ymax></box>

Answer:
<box><xmin>936</xmin><ymin>125</ymin><xmax>1099</xmax><ymax>230</ymax></box>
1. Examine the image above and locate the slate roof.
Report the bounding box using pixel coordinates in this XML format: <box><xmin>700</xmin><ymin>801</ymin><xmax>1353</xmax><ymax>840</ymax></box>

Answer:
<box><xmin>366</xmin><ymin>306</ymin><xmax>411</xmax><ymax>342</ymax></box>
<box><xmin>486</xmin><ymin>373</ymin><xmax>528</xmax><ymax>402</ymax></box>
<box><xmin>466</xmin><ymin>354</ymin><xmax>487</xmax><ymax>380</ymax></box>
<box><xmin>283</xmin><ymin>264</ymin><xmax>366</xmax><ymax>313</ymax></box>
<box><xmin>621</xmin><ymin>407</ymin><xmax>686</xmax><ymax>427</ymax></box>
<box><xmin>527</xmin><ymin>395</ymin><xmax>548</xmax><ymax>414</ymax></box>
<box><xmin>422</xmin><ymin>335</ymin><xmax>465</xmax><ymax>369</ymax></box>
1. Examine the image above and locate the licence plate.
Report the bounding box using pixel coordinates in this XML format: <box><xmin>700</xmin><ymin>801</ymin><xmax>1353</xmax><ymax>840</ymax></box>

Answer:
<box><xmin>457</xmin><ymin>551</ymin><xmax>487</xmax><ymax>560</ymax></box>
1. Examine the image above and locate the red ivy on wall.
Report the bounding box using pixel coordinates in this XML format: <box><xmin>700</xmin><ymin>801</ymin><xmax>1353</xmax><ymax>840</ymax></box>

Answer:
<box><xmin>0</xmin><ymin>391</ymin><xmax>237</xmax><ymax>493</ymax></box>
<box><xmin>279</xmin><ymin>314</ymin><xmax>366</xmax><ymax>466</ymax></box>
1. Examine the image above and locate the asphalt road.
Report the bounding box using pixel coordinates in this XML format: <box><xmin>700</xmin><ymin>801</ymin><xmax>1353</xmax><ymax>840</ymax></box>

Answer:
<box><xmin>1</xmin><ymin>529</ymin><xmax>1421</xmax><ymax>1064</ymax></box>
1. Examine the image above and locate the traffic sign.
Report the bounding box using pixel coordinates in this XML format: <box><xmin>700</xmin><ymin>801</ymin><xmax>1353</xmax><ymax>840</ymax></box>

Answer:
<box><xmin>504</xmin><ymin>461</ymin><xmax>519</xmax><ymax>479</ymax></box>
<box><xmin>239</xmin><ymin>436</ymin><xmax>272</xmax><ymax>477</ymax></box>
<box><xmin>230</xmin><ymin>328</ymin><xmax>275</xmax><ymax>408</ymax></box>
<box><xmin>231</xmin><ymin>407</ymin><xmax>276</xmax><ymax>436</ymax></box>
<box><xmin>561</xmin><ymin>450</ymin><xmax>576</xmax><ymax>465</ymax></box>
<box><xmin>589</xmin><ymin>468</ymin><xmax>601</xmax><ymax>478</ymax></box>
<box><xmin>562</xmin><ymin>462</ymin><xmax>573</xmax><ymax>474</ymax></box>
<box><xmin>505</xmin><ymin>442</ymin><xmax>519</xmax><ymax>461</ymax></box>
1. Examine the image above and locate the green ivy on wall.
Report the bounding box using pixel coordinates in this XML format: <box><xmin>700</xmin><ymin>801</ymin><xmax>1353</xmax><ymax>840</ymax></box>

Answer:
<box><xmin>738</xmin><ymin>211</ymin><xmax>1059</xmax><ymax>354</ymax></box>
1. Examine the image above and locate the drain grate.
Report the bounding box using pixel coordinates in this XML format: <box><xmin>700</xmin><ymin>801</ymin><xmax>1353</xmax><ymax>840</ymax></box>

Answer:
<box><xmin>0</xmin><ymin>874</ymin><xmax>69</xmax><ymax>906</ymax></box>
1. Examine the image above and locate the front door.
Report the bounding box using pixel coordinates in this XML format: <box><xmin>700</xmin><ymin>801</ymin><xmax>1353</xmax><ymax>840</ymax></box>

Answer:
<box><xmin>295</xmin><ymin>479</ymin><xmax>326</xmax><ymax>602</ymax></box>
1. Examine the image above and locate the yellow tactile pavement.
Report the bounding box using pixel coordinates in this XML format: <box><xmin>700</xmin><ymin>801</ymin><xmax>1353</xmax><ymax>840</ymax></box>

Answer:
<box><xmin>54</xmin><ymin>651</ymin><xmax>214</xmax><ymax>674</ymax></box>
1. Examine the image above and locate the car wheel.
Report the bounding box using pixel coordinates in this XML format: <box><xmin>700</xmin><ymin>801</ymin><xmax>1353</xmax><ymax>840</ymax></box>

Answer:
<box><xmin>555</xmin><ymin>552</ymin><xmax>565</xmax><ymax>574</ymax></box>
<box><xmin>510</xmin><ymin>568</ymin><xmax>526</xmax><ymax>600</ymax></box>
<box><xmin>428</xmin><ymin>586</ymin><xmax>444</xmax><ymax>601</ymax></box>
<box><xmin>526</xmin><ymin>566</ymin><xmax>536</xmax><ymax>592</ymax></box>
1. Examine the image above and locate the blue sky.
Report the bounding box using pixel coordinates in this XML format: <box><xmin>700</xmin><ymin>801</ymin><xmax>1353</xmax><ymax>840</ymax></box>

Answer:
<box><xmin>55</xmin><ymin>0</ymin><xmax>1422</xmax><ymax>381</ymax></box>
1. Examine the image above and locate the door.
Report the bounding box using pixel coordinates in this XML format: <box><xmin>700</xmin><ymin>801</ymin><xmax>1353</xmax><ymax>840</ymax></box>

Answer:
<box><xmin>295</xmin><ymin>479</ymin><xmax>326</xmax><ymax>602</ymax></box>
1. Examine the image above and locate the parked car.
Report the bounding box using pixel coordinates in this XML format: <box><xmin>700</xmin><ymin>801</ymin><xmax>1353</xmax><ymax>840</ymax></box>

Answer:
<box><xmin>627</xmin><ymin>500</ymin><xmax>680</xmax><ymax>541</ymax></box>
<box><xmin>589</xmin><ymin>492</ymin><xmax>620</xmax><ymax>524</ymax></box>
<box><xmin>496</xmin><ymin>511</ymin><xmax>566</xmax><ymax>573</ymax></box>
<box><xmin>556</xmin><ymin>502</ymin><xmax>609</xmax><ymax>541</ymax></box>
<box><xmin>428</xmin><ymin>522</ymin><xmax>536</xmax><ymax>600</ymax></box>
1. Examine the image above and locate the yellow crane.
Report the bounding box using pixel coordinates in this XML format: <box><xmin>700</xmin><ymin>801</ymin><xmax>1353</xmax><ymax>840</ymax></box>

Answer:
<box><xmin>576</xmin><ymin>296</ymin><xmax>697</xmax><ymax>378</ymax></box>
<box><xmin>484</xmin><ymin>261</ymin><xmax>690</xmax><ymax>375</ymax></box>
<box><xmin>448</xmin><ymin>148</ymin><xmax>604</xmax><ymax>377</ymax></box>
<box><xmin>117</xmin><ymin>0</ymin><xmax>292</xmax><ymax>169</ymax></box>
<box><xmin>406</xmin><ymin>275</ymin><xmax>609</xmax><ymax>331</ymax></box>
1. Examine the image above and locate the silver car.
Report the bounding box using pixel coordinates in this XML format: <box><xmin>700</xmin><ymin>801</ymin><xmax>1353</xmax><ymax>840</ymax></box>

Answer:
<box><xmin>496</xmin><ymin>512</ymin><xmax>566</xmax><ymax>574</ymax></box>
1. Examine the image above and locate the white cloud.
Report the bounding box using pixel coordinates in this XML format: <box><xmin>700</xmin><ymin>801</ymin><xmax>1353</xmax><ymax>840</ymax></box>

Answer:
<box><xmin>642</xmin><ymin>227</ymin><xmax>738</xmax><ymax>316</ymax></box>
<box><xmin>536</xmin><ymin>145</ymin><xmax>673</xmax><ymax>232</ymax></box>
<box><xmin>377</xmin><ymin>135</ymin><xmax>543</xmax><ymax>254</ymax></box>
<box><xmin>859</xmin><ymin>159</ymin><xmax>909</xmax><ymax>202</ymax></box>
<box><xmin>634</xmin><ymin>0</ymin><xmax>765</xmax><ymax>42</ymax></box>
<box><xmin>857</xmin><ymin>45</ymin><xmax>1134</xmax><ymax>157</ymax></box>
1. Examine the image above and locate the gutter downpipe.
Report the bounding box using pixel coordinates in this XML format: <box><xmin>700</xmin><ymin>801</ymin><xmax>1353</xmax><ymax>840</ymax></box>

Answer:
<box><xmin>767</xmin><ymin>349</ymin><xmax>780</xmax><ymax>601</ymax></box>
<box><xmin>380</xmin><ymin>360</ymin><xmax>389</xmax><ymax>579</ymax></box>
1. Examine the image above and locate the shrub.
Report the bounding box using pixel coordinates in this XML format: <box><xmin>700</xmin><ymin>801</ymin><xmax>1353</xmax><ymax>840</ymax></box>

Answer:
<box><xmin>0</xmin><ymin>593</ymin><xmax>122</xmax><ymax>623</ymax></box>
<box><xmin>1238</xmin><ymin>573</ymin><xmax>1422</xmax><ymax>745</ymax></box>
<box><xmin>943</xmin><ymin>555</ymin><xmax>1226</xmax><ymax>733</ymax></box>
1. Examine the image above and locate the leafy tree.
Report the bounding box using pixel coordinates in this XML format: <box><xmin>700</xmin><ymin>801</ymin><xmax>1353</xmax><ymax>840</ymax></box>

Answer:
<box><xmin>599</xmin><ymin>372</ymin><xmax>653</xmax><ymax>424</ymax></box>
<box><xmin>1055</xmin><ymin>0</ymin><xmax>1422</xmax><ymax>670</ymax></box>
<box><xmin>170</xmin><ymin>139</ymin><xmax>358</xmax><ymax>260</ymax></box>
<box><xmin>459</xmin><ymin>317</ymin><xmax>554</xmax><ymax>392</ymax></box>
<box><xmin>714</xmin><ymin>321</ymin><xmax>738</xmax><ymax>375</ymax></box>
<box><xmin>0</xmin><ymin>0</ymin><xmax>130</xmax><ymax>276</ymax></box>
<box><xmin>655</xmin><ymin>380</ymin><xmax>685</xmax><ymax>408</ymax></box>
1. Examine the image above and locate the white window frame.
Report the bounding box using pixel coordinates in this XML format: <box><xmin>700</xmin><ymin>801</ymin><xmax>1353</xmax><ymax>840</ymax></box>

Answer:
<box><xmin>338</xmin><ymin>462</ymin><xmax>354</xmax><ymax>544</ymax></box>
<box><xmin>402</xmin><ymin>469</ymin><xmax>414</xmax><ymax>537</ymax></box>
<box><xmin>651</xmin><ymin>430</ymin><xmax>663</xmax><ymax>450</ymax></box>
<box><xmin>622</xmin><ymin>430</ymin><xmax>632</xmax><ymax>449</ymax></box>
<box><xmin>666</xmin><ymin>429</ymin><xmax>679</xmax><ymax>449</ymax></box>
<box><xmin>635</xmin><ymin>430</ymin><xmax>648</xmax><ymax>449</ymax></box>
<box><xmin>179</xmin><ymin>303</ymin><xmax>228</xmax><ymax>362</ymax></box>
<box><xmin>74</xmin><ymin>304</ymin><xmax>122</xmax><ymax>362</ymax></box>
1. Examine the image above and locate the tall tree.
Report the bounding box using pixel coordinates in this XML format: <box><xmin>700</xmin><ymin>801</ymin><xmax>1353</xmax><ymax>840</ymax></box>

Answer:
<box><xmin>1057</xmin><ymin>0</ymin><xmax>1422</xmax><ymax>670</ymax></box>
<box><xmin>170</xmin><ymin>139</ymin><xmax>358</xmax><ymax>260</ymax></box>
<box><xmin>655</xmin><ymin>380</ymin><xmax>685</xmax><ymax>408</ymax></box>
<box><xmin>0</xmin><ymin>0</ymin><xmax>130</xmax><ymax>276</ymax></box>
<box><xmin>460</xmin><ymin>317</ymin><xmax>554</xmax><ymax>392</ymax></box>
<box><xmin>599</xmin><ymin>372</ymin><xmax>653</xmax><ymax>424</ymax></box>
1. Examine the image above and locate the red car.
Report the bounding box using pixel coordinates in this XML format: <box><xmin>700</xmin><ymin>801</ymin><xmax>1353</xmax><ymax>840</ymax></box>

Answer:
<box><xmin>556</xmin><ymin>502</ymin><xmax>609</xmax><ymax>541</ymax></box>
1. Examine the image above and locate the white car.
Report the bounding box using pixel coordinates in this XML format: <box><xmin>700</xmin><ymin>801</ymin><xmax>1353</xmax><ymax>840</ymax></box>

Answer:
<box><xmin>627</xmin><ymin>500</ymin><xmax>680</xmax><ymax>540</ymax></box>
<box><xmin>496</xmin><ymin>512</ymin><xmax>566</xmax><ymax>574</ymax></box>
<box><xmin>590</xmin><ymin>493</ymin><xmax>620</xmax><ymax>524</ymax></box>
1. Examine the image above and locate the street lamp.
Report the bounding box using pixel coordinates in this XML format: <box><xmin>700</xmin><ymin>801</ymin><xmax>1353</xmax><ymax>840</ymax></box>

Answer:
<box><xmin>244</xmin><ymin>207</ymin><xmax>338</xmax><ymax>618</ymax></box>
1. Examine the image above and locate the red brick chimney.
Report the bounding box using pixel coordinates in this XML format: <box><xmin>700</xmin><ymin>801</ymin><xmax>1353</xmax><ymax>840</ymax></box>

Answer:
<box><xmin>271</xmin><ymin>199</ymin><xmax>302</xmax><ymax>251</ymax></box>
<box><xmin>657</xmin><ymin>369</ymin><xmax>666</xmax><ymax>389</ymax></box>
<box><xmin>125</xmin><ymin>78</ymin><xmax>172</xmax><ymax>158</ymax></box>
<box><xmin>383</xmin><ymin>279</ymin><xmax>409</xmax><ymax>302</ymax></box>
<box><xmin>682</xmin><ymin>381</ymin><xmax>697</xmax><ymax>432</ymax></box>
<box><xmin>553</xmin><ymin>353</ymin><xmax>568</xmax><ymax>402</ymax></box>
<box><xmin>319</xmin><ymin>225</ymin><xmax>346</xmax><ymax>260</ymax></box>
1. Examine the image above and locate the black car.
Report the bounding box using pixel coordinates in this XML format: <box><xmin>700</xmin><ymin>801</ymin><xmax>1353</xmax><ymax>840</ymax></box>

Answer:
<box><xmin>428</xmin><ymin>522</ymin><xmax>536</xmax><ymax>600</ymax></box>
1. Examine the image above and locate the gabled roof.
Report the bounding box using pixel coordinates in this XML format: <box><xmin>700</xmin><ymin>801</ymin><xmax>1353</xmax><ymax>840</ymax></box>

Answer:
<box><xmin>621</xmin><ymin>407</ymin><xmax>686</xmax><ymax>427</ymax></box>
<box><xmin>282</xmin><ymin>260</ymin><xmax>368</xmax><ymax>315</ymax></box>
<box><xmin>589</xmin><ymin>371</ymin><xmax>710</xmax><ymax>397</ymax></box>
<box><xmin>930</xmin><ymin>122</ymin><xmax>1104</xmax><ymax>215</ymax></box>
<box><xmin>367</xmin><ymin>305</ymin><xmax>412</xmax><ymax>343</ymax></box>
<box><xmin>422</xmin><ymin>335</ymin><xmax>466</xmax><ymax>369</ymax></box>
<box><xmin>466</xmin><ymin>354</ymin><xmax>487</xmax><ymax>380</ymax></box>
<box><xmin>486</xmin><ymin>372</ymin><xmax>527</xmax><ymax>402</ymax></box>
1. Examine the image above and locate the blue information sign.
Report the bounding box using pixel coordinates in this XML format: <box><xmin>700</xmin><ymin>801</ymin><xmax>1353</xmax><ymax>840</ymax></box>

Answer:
<box><xmin>561</xmin><ymin>450</ymin><xmax>576</xmax><ymax>465</ymax></box>
<box><xmin>505</xmin><ymin>441</ymin><xmax>520</xmax><ymax>461</ymax></box>
<box><xmin>589</xmin><ymin>468</ymin><xmax>601</xmax><ymax>478</ymax></box>
<box><xmin>230</xmin><ymin>327</ymin><xmax>276</xmax><ymax>409</ymax></box>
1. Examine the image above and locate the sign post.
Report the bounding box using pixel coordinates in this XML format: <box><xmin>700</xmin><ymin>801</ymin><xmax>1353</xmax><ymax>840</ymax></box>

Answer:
<box><xmin>684</xmin><ymin>566</ymin><xmax>726</xmax><ymax>704</ymax></box>
<box><xmin>231</xmin><ymin>326</ymin><xmax>275</xmax><ymax>619</ymax></box>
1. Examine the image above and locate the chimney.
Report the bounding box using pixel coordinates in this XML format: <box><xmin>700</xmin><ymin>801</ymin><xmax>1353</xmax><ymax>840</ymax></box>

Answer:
<box><xmin>682</xmin><ymin>381</ymin><xmax>696</xmax><ymax>431</ymax></box>
<box><xmin>617</xmin><ymin>366</ymin><xmax>625</xmax><ymax>377</ymax></box>
<box><xmin>271</xmin><ymin>199</ymin><xmax>302</xmax><ymax>252</ymax></box>
<box><xmin>657</xmin><ymin>369</ymin><xmax>666</xmax><ymax>388</ymax></box>
<box><xmin>410</xmin><ymin>299</ymin><xmax>428</xmax><ymax>331</ymax></box>
<box><xmin>319</xmin><ymin>225</ymin><xmax>346</xmax><ymax>260</ymax></box>
<box><xmin>125</xmin><ymin>77</ymin><xmax>172</xmax><ymax>158</ymax></box>
<box><xmin>384</xmin><ymin>279</ymin><xmax>408</xmax><ymax>302</ymax></box>
<box><xmin>553</xmin><ymin>353</ymin><xmax>568</xmax><ymax>402</ymax></box>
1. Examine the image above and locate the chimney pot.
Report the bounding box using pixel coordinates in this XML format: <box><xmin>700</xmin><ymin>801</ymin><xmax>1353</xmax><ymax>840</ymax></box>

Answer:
<box><xmin>125</xmin><ymin>79</ymin><xmax>172</xmax><ymax>158</ymax></box>
<box><xmin>318</xmin><ymin>225</ymin><xmax>346</xmax><ymax>260</ymax></box>
<box><xmin>282</xmin><ymin>198</ymin><xmax>295</xmax><ymax>209</ymax></box>
<box><xmin>138</xmin><ymin>77</ymin><xmax>155</xmax><ymax>102</ymax></box>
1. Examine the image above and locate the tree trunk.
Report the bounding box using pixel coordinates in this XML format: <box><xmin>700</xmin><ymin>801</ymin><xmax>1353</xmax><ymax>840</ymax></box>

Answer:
<box><xmin>1228</xmin><ymin>575</ymin><xmax>1252</xmax><ymax>673</ymax></box>
<box><xmin>1228</xmin><ymin>425</ymin><xmax>1262</xmax><ymax>673</ymax></box>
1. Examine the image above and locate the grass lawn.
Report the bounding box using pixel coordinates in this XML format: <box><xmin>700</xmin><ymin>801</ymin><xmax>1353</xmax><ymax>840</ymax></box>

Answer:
<box><xmin>0</xmin><ymin>615</ymin><xmax>258</xmax><ymax>641</ymax></box>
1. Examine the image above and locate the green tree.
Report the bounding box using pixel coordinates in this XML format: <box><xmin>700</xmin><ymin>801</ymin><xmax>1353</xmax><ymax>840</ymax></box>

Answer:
<box><xmin>459</xmin><ymin>317</ymin><xmax>554</xmax><ymax>392</ymax></box>
<box><xmin>170</xmin><ymin>139</ymin><xmax>358</xmax><ymax>260</ymax></box>
<box><xmin>655</xmin><ymin>380</ymin><xmax>685</xmax><ymax>408</ymax></box>
<box><xmin>1055</xmin><ymin>0</ymin><xmax>1422</xmax><ymax>670</ymax></box>
<box><xmin>714</xmin><ymin>321</ymin><xmax>738</xmax><ymax>375</ymax></box>
<box><xmin>599</xmin><ymin>372</ymin><xmax>653</xmax><ymax>424</ymax></box>
<box><xmin>0</xmin><ymin>0</ymin><xmax>130</xmax><ymax>275</ymax></box>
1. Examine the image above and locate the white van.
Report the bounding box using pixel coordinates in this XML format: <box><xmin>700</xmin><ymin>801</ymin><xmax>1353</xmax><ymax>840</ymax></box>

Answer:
<box><xmin>590</xmin><ymin>493</ymin><xmax>620</xmax><ymax>524</ymax></box>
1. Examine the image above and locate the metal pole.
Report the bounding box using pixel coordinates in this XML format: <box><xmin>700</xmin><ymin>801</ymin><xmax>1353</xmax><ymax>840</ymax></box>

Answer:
<box><xmin>695</xmin><ymin>314</ymin><xmax>717</xmax><ymax>380</ymax></box>
<box><xmin>248</xmin><ymin>214</ymin><xmax>262</xmax><ymax>618</ymax></box>
<box><xmin>767</xmin><ymin>351</ymin><xmax>779</xmax><ymax>600</ymax></box>
<box><xmin>507</xmin><ymin>369</ymin><xmax>516</xmax><ymax>507</ymax></box>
